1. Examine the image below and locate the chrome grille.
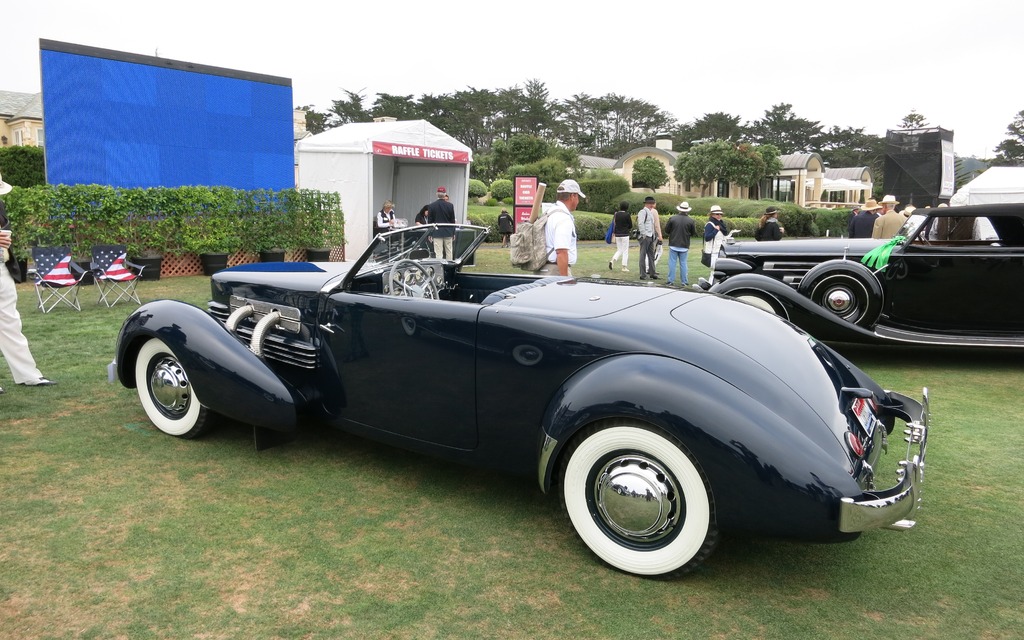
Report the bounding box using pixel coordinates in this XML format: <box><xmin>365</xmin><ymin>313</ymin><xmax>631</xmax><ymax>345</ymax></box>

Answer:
<box><xmin>208</xmin><ymin>300</ymin><xmax>318</xmax><ymax>369</ymax></box>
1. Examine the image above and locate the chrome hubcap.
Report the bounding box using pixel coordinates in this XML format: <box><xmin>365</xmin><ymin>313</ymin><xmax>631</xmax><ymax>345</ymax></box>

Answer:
<box><xmin>150</xmin><ymin>356</ymin><xmax>191</xmax><ymax>416</ymax></box>
<box><xmin>594</xmin><ymin>455</ymin><xmax>681</xmax><ymax>543</ymax></box>
<box><xmin>824</xmin><ymin>288</ymin><xmax>854</xmax><ymax>313</ymax></box>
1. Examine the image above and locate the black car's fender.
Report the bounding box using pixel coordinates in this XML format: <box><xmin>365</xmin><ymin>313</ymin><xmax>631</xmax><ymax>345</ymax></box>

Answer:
<box><xmin>711</xmin><ymin>274</ymin><xmax>886</xmax><ymax>345</ymax></box>
<box><xmin>537</xmin><ymin>353</ymin><xmax>863</xmax><ymax>540</ymax></box>
<box><xmin>117</xmin><ymin>300</ymin><xmax>298</xmax><ymax>431</ymax></box>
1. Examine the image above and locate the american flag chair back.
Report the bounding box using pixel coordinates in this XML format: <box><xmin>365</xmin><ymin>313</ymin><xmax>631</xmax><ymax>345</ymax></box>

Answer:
<box><xmin>91</xmin><ymin>244</ymin><xmax>144</xmax><ymax>307</ymax></box>
<box><xmin>31</xmin><ymin>246</ymin><xmax>86</xmax><ymax>312</ymax></box>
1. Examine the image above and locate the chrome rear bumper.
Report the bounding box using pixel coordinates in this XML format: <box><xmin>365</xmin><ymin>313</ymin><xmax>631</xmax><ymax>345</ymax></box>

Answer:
<box><xmin>839</xmin><ymin>388</ymin><xmax>929</xmax><ymax>533</ymax></box>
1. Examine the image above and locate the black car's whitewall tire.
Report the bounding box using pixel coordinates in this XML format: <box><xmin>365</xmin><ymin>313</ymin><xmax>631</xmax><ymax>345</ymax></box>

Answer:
<box><xmin>135</xmin><ymin>338</ymin><xmax>212</xmax><ymax>438</ymax></box>
<box><xmin>560</xmin><ymin>423</ymin><xmax>717</xmax><ymax>577</ymax></box>
<box><xmin>731</xmin><ymin>288</ymin><xmax>788</xmax><ymax>319</ymax></box>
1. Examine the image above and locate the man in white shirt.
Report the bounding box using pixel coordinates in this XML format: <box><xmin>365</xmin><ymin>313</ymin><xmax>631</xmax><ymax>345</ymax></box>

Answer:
<box><xmin>637</xmin><ymin>196</ymin><xmax>664</xmax><ymax>280</ymax></box>
<box><xmin>537</xmin><ymin>179</ymin><xmax>583</xmax><ymax>277</ymax></box>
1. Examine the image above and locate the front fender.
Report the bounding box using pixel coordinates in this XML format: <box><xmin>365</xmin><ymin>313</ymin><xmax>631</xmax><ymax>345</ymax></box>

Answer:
<box><xmin>538</xmin><ymin>353</ymin><xmax>862</xmax><ymax>540</ymax></box>
<box><xmin>711</xmin><ymin>274</ymin><xmax>886</xmax><ymax>344</ymax></box>
<box><xmin>117</xmin><ymin>300</ymin><xmax>297</xmax><ymax>431</ymax></box>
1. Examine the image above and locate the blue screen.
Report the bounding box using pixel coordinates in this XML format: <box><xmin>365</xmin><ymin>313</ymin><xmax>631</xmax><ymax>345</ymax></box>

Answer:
<box><xmin>40</xmin><ymin>42</ymin><xmax>293</xmax><ymax>190</ymax></box>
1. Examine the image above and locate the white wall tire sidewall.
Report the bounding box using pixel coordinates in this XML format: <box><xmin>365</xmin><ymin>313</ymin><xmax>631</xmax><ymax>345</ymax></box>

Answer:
<box><xmin>135</xmin><ymin>338</ymin><xmax>203</xmax><ymax>437</ymax></box>
<box><xmin>563</xmin><ymin>426</ymin><xmax>711</xmax><ymax>576</ymax></box>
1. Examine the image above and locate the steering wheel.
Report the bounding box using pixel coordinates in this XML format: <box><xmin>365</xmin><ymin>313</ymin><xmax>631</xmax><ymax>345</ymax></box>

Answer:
<box><xmin>388</xmin><ymin>259</ymin><xmax>439</xmax><ymax>299</ymax></box>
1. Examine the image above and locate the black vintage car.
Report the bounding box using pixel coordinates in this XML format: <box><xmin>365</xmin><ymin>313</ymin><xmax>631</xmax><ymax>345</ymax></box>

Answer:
<box><xmin>709</xmin><ymin>203</ymin><xmax>1024</xmax><ymax>347</ymax></box>
<box><xmin>115</xmin><ymin>223</ymin><xmax>929</xmax><ymax>577</ymax></box>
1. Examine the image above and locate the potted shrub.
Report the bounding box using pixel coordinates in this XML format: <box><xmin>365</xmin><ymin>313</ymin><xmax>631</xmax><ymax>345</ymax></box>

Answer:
<box><xmin>181</xmin><ymin>189</ymin><xmax>241</xmax><ymax>275</ymax></box>
<box><xmin>288</xmin><ymin>189</ymin><xmax>344</xmax><ymax>261</ymax></box>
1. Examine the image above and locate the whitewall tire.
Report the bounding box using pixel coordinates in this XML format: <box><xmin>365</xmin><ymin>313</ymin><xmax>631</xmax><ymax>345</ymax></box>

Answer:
<box><xmin>134</xmin><ymin>338</ymin><xmax>212</xmax><ymax>438</ymax></box>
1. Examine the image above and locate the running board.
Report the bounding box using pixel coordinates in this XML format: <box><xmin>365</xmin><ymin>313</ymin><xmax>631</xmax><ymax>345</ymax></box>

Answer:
<box><xmin>874</xmin><ymin>325</ymin><xmax>1024</xmax><ymax>348</ymax></box>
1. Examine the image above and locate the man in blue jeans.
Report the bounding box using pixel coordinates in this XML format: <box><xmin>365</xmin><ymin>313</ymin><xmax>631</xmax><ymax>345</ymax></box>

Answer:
<box><xmin>664</xmin><ymin>201</ymin><xmax>696</xmax><ymax>286</ymax></box>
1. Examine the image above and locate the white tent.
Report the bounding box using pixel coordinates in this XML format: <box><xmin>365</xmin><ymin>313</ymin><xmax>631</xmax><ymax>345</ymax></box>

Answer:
<box><xmin>949</xmin><ymin>166</ymin><xmax>1024</xmax><ymax>206</ymax></box>
<box><xmin>297</xmin><ymin>120</ymin><xmax>473</xmax><ymax>256</ymax></box>
<box><xmin>823</xmin><ymin>178</ymin><xmax>871</xmax><ymax>192</ymax></box>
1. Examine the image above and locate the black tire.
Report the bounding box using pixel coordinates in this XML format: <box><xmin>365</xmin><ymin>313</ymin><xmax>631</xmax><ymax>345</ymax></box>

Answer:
<box><xmin>134</xmin><ymin>338</ymin><xmax>213</xmax><ymax>438</ymax></box>
<box><xmin>798</xmin><ymin>262</ymin><xmax>882</xmax><ymax>328</ymax></box>
<box><xmin>559</xmin><ymin>421</ymin><xmax>718</xmax><ymax>577</ymax></box>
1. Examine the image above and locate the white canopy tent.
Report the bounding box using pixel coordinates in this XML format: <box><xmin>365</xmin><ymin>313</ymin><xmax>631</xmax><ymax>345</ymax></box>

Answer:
<box><xmin>297</xmin><ymin>120</ymin><xmax>473</xmax><ymax>255</ymax></box>
<box><xmin>949</xmin><ymin>166</ymin><xmax>1024</xmax><ymax>206</ymax></box>
<box><xmin>806</xmin><ymin>178</ymin><xmax>872</xmax><ymax>192</ymax></box>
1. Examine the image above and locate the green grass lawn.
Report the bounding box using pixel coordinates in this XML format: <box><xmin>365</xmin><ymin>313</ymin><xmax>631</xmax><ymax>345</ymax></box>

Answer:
<box><xmin>2</xmin><ymin>247</ymin><xmax>1023</xmax><ymax>639</ymax></box>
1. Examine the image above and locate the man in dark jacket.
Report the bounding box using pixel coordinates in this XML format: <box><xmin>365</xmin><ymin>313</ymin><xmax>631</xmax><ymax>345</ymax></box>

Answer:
<box><xmin>427</xmin><ymin>186</ymin><xmax>456</xmax><ymax>259</ymax></box>
<box><xmin>848</xmin><ymin>200</ymin><xmax>881</xmax><ymax>238</ymax></box>
<box><xmin>664</xmin><ymin>201</ymin><xmax>697</xmax><ymax>286</ymax></box>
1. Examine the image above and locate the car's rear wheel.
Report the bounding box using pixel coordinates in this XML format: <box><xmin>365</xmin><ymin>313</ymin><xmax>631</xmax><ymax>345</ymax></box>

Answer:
<box><xmin>798</xmin><ymin>262</ymin><xmax>882</xmax><ymax>328</ymax></box>
<box><xmin>560</xmin><ymin>422</ymin><xmax>717</xmax><ymax>577</ymax></box>
<box><xmin>135</xmin><ymin>338</ymin><xmax>212</xmax><ymax>438</ymax></box>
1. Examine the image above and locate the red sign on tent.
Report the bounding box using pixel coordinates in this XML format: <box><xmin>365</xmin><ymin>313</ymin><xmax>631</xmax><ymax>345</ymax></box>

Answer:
<box><xmin>371</xmin><ymin>141</ymin><xmax>470</xmax><ymax>164</ymax></box>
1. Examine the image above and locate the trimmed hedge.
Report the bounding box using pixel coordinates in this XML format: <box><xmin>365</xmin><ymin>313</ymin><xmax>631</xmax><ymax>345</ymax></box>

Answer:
<box><xmin>1</xmin><ymin>185</ymin><xmax>343</xmax><ymax>260</ymax></box>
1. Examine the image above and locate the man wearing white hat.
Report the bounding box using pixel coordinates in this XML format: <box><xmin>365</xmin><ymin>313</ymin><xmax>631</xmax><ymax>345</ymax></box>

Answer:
<box><xmin>537</xmin><ymin>179</ymin><xmax>583</xmax><ymax>277</ymax></box>
<box><xmin>872</xmin><ymin>195</ymin><xmax>905</xmax><ymax>239</ymax></box>
<box><xmin>0</xmin><ymin>170</ymin><xmax>57</xmax><ymax>394</ymax></box>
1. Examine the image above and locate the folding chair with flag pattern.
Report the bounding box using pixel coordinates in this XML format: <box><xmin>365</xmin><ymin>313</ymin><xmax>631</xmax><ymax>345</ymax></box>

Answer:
<box><xmin>91</xmin><ymin>244</ymin><xmax>145</xmax><ymax>307</ymax></box>
<box><xmin>31</xmin><ymin>246</ymin><xmax>87</xmax><ymax>312</ymax></box>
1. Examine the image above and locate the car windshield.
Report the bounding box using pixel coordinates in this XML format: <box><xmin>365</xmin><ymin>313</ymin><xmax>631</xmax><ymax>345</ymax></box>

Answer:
<box><xmin>354</xmin><ymin>223</ymin><xmax>489</xmax><ymax>277</ymax></box>
<box><xmin>898</xmin><ymin>213</ymin><xmax>927</xmax><ymax>239</ymax></box>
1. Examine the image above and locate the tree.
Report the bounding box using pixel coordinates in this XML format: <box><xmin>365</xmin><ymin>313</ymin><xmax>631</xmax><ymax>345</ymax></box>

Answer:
<box><xmin>747</xmin><ymin>103</ymin><xmax>822</xmax><ymax>154</ymax></box>
<box><xmin>631</xmin><ymin>156</ymin><xmax>669</xmax><ymax>191</ymax></box>
<box><xmin>297</xmin><ymin>105</ymin><xmax>331</xmax><ymax>134</ymax></box>
<box><xmin>674</xmin><ymin>140</ymin><xmax>737</xmax><ymax>196</ymax></box>
<box><xmin>370</xmin><ymin>93</ymin><xmax>421</xmax><ymax>121</ymax></box>
<box><xmin>899</xmin><ymin>110</ymin><xmax>930</xmax><ymax>129</ymax></box>
<box><xmin>993</xmin><ymin>110</ymin><xmax>1024</xmax><ymax>166</ymax></box>
<box><xmin>329</xmin><ymin>89</ymin><xmax>371</xmax><ymax>126</ymax></box>
<box><xmin>817</xmin><ymin>126</ymin><xmax>887</xmax><ymax>190</ymax></box>
<box><xmin>728</xmin><ymin>143</ymin><xmax>783</xmax><ymax>193</ymax></box>
<box><xmin>674</xmin><ymin>140</ymin><xmax>781</xmax><ymax>197</ymax></box>
<box><xmin>674</xmin><ymin>112</ymin><xmax>746</xmax><ymax>150</ymax></box>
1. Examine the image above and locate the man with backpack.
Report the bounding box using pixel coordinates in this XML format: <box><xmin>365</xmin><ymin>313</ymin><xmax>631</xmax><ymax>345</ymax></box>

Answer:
<box><xmin>536</xmin><ymin>179</ymin><xmax>583</xmax><ymax>276</ymax></box>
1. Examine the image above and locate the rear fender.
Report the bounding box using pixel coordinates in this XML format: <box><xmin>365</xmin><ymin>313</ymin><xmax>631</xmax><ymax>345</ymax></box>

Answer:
<box><xmin>536</xmin><ymin>353</ymin><xmax>861</xmax><ymax>538</ymax></box>
<box><xmin>117</xmin><ymin>300</ymin><xmax>297</xmax><ymax>431</ymax></box>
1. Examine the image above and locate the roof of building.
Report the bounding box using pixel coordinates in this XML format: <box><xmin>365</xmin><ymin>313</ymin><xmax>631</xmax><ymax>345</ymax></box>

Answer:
<box><xmin>825</xmin><ymin>166</ymin><xmax>873</xmax><ymax>181</ymax></box>
<box><xmin>614</xmin><ymin>146</ymin><xmax>679</xmax><ymax>169</ymax></box>
<box><xmin>779</xmin><ymin>152</ymin><xmax>824</xmax><ymax>170</ymax></box>
<box><xmin>0</xmin><ymin>90</ymin><xmax>43</xmax><ymax>120</ymax></box>
<box><xmin>580</xmin><ymin>154</ymin><xmax>617</xmax><ymax>170</ymax></box>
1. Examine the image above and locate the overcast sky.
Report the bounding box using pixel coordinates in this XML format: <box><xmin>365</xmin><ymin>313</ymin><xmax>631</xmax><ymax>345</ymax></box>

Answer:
<box><xmin>6</xmin><ymin>0</ymin><xmax>1020</xmax><ymax>159</ymax></box>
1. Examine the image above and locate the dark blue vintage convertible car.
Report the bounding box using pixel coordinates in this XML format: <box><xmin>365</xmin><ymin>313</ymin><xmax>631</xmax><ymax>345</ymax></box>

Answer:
<box><xmin>708</xmin><ymin>203</ymin><xmax>1024</xmax><ymax>347</ymax></box>
<box><xmin>116</xmin><ymin>224</ymin><xmax>929</xmax><ymax>577</ymax></box>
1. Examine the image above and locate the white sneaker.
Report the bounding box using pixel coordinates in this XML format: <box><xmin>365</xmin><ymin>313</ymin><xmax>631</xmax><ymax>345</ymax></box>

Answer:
<box><xmin>621</xmin><ymin>267</ymin><xmax>629</xmax><ymax>272</ymax></box>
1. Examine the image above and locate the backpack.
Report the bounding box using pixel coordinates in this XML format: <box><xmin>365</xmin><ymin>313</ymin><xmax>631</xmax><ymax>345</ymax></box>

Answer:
<box><xmin>509</xmin><ymin>212</ymin><xmax>551</xmax><ymax>271</ymax></box>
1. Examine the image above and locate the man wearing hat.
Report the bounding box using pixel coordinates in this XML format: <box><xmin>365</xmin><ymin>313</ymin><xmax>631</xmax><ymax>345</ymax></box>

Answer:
<box><xmin>848</xmin><ymin>200</ymin><xmax>880</xmax><ymax>238</ymax></box>
<box><xmin>537</xmin><ymin>179</ymin><xmax>583</xmax><ymax>277</ymax></box>
<box><xmin>702</xmin><ymin>205</ymin><xmax>729</xmax><ymax>267</ymax></box>
<box><xmin>636</xmin><ymin>196</ymin><xmax>663</xmax><ymax>280</ymax></box>
<box><xmin>872</xmin><ymin>195</ymin><xmax>905</xmax><ymax>239</ymax></box>
<box><xmin>427</xmin><ymin>186</ymin><xmax>456</xmax><ymax>259</ymax></box>
<box><xmin>663</xmin><ymin>202</ymin><xmax>697</xmax><ymax>286</ymax></box>
<box><xmin>0</xmin><ymin>170</ymin><xmax>57</xmax><ymax>394</ymax></box>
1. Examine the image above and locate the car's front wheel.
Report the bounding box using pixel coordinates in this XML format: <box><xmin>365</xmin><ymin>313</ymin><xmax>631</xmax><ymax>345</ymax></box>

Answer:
<box><xmin>560</xmin><ymin>422</ymin><xmax>717</xmax><ymax>577</ymax></box>
<box><xmin>134</xmin><ymin>338</ymin><xmax>212</xmax><ymax>438</ymax></box>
